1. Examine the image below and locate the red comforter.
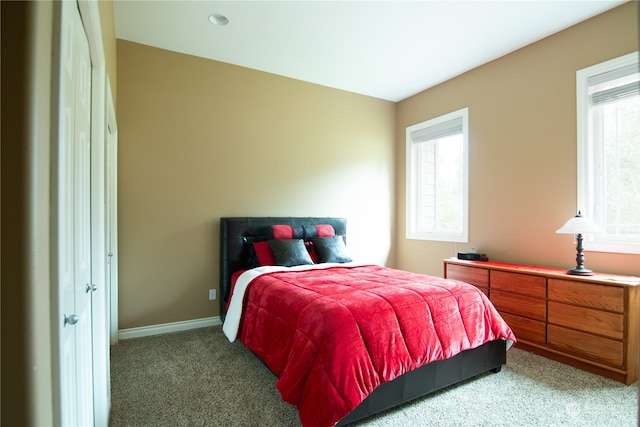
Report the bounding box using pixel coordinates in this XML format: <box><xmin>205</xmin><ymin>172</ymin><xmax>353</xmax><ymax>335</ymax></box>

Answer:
<box><xmin>236</xmin><ymin>264</ymin><xmax>515</xmax><ymax>427</ymax></box>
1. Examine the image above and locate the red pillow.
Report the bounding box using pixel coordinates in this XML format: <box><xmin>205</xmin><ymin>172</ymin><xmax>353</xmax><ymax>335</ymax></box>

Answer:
<box><xmin>272</xmin><ymin>225</ymin><xmax>294</xmax><ymax>239</ymax></box>
<box><xmin>315</xmin><ymin>224</ymin><xmax>335</xmax><ymax>237</ymax></box>
<box><xmin>253</xmin><ymin>241</ymin><xmax>276</xmax><ymax>266</ymax></box>
<box><xmin>305</xmin><ymin>241</ymin><xmax>319</xmax><ymax>263</ymax></box>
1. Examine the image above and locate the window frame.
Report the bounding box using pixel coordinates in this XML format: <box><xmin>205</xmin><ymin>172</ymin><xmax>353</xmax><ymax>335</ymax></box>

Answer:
<box><xmin>406</xmin><ymin>107</ymin><xmax>469</xmax><ymax>242</ymax></box>
<box><xmin>576</xmin><ymin>51</ymin><xmax>640</xmax><ymax>254</ymax></box>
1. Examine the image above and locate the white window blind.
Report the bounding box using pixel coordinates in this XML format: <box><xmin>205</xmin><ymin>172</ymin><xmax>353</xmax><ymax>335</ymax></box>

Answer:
<box><xmin>589</xmin><ymin>64</ymin><xmax>640</xmax><ymax>105</ymax></box>
<box><xmin>409</xmin><ymin>117</ymin><xmax>463</xmax><ymax>143</ymax></box>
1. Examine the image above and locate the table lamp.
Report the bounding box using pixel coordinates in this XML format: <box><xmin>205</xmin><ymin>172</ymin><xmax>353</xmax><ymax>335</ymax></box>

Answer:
<box><xmin>556</xmin><ymin>211</ymin><xmax>603</xmax><ymax>276</ymax></box>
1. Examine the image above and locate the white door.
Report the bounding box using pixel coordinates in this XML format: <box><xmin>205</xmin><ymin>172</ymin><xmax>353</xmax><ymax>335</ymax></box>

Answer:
<box><xmin>56</xmin><ymin>1</ymin><xmax>95</xmax><ymax>425</ymax></box>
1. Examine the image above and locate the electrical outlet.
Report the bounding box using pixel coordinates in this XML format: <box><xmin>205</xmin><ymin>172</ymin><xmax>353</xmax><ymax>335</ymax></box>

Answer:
<box><xmin>208</xmin><ymin>289</ymin><xmax>217</xmax><ymax>300</ymax></box>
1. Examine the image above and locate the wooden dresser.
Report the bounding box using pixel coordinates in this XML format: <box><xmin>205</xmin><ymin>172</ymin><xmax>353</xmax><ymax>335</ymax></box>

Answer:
<box><xmin>444</xmin><ymin>258</ymin><xmax>639</xmax><ymax>385</ymax></box>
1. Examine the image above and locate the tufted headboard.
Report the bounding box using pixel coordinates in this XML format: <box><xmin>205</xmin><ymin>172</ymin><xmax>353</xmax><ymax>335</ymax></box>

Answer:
<box><xmin>219</xmin><ymin>217</ymin><xmax>347</xmax><ymax>321</ymax></box>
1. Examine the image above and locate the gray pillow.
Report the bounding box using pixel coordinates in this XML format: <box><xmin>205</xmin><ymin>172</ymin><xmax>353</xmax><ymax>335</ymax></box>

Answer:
<box><xmin>312</xmin><ymin>236</ymin><xmax>352</xmax><ymax>263</ymax></box>
<box><xmin>268</xmin><ymin>239</ymin><xmax>314</xmax><ymax>267</ymax></box>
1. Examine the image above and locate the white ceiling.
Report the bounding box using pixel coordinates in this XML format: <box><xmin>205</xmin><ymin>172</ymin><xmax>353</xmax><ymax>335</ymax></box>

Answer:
<box><xmin>114</xmin><ymin>0</ymin><xmax>627</xmax><ymax>102</ymax></box>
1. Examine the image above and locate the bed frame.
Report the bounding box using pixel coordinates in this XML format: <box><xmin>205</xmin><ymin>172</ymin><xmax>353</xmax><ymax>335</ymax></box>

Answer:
<box><xmin>219</xmin><ymin>217</ymin><xmax>506</xmax><ymax>425</ymax></box>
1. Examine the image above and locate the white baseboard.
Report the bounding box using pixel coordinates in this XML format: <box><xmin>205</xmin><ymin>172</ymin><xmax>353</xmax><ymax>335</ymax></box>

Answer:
<box><xmin>118</xmin><ymin>316</ymin><xmax>222</xmax><ymax>340</ymax></box>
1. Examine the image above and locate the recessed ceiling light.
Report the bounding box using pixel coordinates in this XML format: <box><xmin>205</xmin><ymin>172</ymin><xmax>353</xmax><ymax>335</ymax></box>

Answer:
<box><xmin>208</xmin><ymin>13</ymin><xmax>229</xmax><ymax>26</ymax></box>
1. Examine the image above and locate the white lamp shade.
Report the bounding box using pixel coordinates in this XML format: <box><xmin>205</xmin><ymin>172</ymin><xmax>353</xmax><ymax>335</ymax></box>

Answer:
<box><xmin>556</xmin><ymin>212</ymin><xmax>603</xmax><ymax>234</ymax></box>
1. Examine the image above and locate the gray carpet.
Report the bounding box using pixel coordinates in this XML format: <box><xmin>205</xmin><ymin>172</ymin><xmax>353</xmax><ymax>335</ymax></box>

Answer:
<box><xmin>109</xmin><ymin>326</ymin><xmax>637</xmax><ymax>426</ymax></box>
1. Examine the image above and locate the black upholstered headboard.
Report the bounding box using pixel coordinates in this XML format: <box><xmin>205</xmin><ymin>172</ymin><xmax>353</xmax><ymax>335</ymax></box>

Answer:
<box><xmin>219</xmin><ymin>217</ymin><xmax>347</xmax><ymax>321</ymax></box>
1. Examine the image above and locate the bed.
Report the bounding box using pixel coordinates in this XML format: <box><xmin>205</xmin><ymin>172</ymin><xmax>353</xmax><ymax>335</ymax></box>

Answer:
<box><xmin>220</xmin><ymin>217</ymin><xmax>515</xmax><ymax>427</ymax></box>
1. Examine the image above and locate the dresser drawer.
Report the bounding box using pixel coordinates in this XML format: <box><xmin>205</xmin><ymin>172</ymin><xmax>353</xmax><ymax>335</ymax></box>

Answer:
<box><xmin>491</xmin><ymin>270</ymin><xmax>546</xmax><ymax>298</ymax></box>
<box><xmin>548</xmin><ymin>324</ymin><xmax>624</xmax><ymax>367</ymax></box>
<box><xmin>499</xmin><ymin>312</ymin><xmax>545</xmax><ymax>344</ymax></box>
<box><xmin>491</xmin><ymin>290</ymin><xmax>546</xmax><ymax>321</ymax></box>
<box><xmin>548</xmin><ymin>279</ymin><xmax>624</xmax><ymax>312</ymax></box>
<box><xmin>548</xmin><ymin>301</ymin><xmax>624</xmax><ymax>340</ymax></box>
<box><xmin>445</xmin><ymin>264</ymin><xmax>488</xmax><ymax>293</ymax></box>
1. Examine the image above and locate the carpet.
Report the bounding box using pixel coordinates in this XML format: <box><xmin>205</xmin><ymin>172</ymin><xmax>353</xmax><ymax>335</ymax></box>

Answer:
<box><xmin>109</xmin><ymin>326</ymin><xmax>637</xmax><ymax>426</ymax></box>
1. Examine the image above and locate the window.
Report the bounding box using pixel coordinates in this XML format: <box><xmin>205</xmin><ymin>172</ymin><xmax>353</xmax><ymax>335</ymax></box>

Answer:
<box><xmin>577</xmin><ymin>52</ymin><xmax>640</xmax><ymax>254</ymax></box>
<box><xmin>406</xmin><ymin>107</ymin><xmax>469</xmax><ymax>242</ymax></box>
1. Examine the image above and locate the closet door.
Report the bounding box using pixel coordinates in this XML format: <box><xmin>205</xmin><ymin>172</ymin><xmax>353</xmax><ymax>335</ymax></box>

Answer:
<box><xmin>55</xmin><ymin>1</ymin><xmax>95</xmax><ymax>425</ymax></box>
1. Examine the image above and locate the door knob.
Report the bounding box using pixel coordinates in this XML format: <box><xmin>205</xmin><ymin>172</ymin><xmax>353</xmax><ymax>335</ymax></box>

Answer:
<box><xmin>86</xmin><ymin>283</ymin><xmax>97</xmax><ymax>293</ymax></box>
<box><xmin>64</xmin><ymin>314</ymin><xmax>79</xmax><ymax>326</ymax></box>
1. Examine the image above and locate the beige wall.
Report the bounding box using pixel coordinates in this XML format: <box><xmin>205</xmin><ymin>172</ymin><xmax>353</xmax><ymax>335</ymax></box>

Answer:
<box><xmin>118</xmin><ymin>2</ymin><xmax>638</xmax><ymax>330</ymax></box>
<box><xmin>1</xmin><ymin>3</ymin><xmax>54</xmax><ymax>425</ymax></box>
<box><xmin>396</xmin><ymin>2</ymin><xmax>639</xmax><ymax>277</ymax></box>
<box><xmin>116</xmin><ymin>40</ymin><xmax>396</xmax><ymax>328</ymax></box>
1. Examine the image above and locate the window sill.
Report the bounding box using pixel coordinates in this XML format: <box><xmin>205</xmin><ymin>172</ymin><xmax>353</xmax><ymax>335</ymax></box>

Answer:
<box><xmin>585</xmin><ymin>242</ymin><xmax>640</xmax><ymax>255</ymax></box>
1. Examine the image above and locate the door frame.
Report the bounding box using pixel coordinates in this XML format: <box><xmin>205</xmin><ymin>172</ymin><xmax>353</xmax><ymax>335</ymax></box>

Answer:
<box><xmin>105</xmin><ymin>78</ymin><xmax>119</xmax><ymax>346</ymax></box>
